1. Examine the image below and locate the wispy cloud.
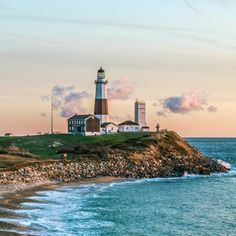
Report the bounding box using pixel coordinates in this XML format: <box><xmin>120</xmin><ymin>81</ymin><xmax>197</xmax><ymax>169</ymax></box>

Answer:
<box><xmin>52</xmin><ymin>85</ymin><xmax>74</xmax><ymax>96</ymax></box>
<box><xmin>64</xmin><ymin>91</ymin><xmax>90</xmax><ymax>104</ymax></box>
<box><xmin>184</xmin><ymin>0</ymin><xmax>202</xmax><ymax>14</ymax></box>
<box><xmin>108</xmin><ymin>78</ymin><xmax>134</xmax><ymax>100</ymax></box>
<box><xmin>40</xmin><ymin>95</ymin><xmax>50</xmax><ymax>101</ymax></box>
<box><xmin>157</xmin><ymin>111</ymin><xmax>167</xmax><ymax>117</ymax></box>
<box><xmin>5</xmin><ymin>13</ymin><xmax>234</xmax><ymax>51</ymax></box>
<box><xmin>9</xmin><ymin>13</ymin><xmax>208</xmax><ymax>35</ymax></box>
<box><xmin>41</xmin><ymin>113</ymin><xmax>47</xmax><ymax>118</ymax></box>
<box><xmin>40</xmin><ymin>85</ymin><xmax>91</xmax><ymax>118</ymax></box>
<box><xmin>60</xmin><ymin>100</ymin><xmax>87</xmax><ymax>118</ymax></box>
<box><xmin>162</xmin><ymin>92</ymin><xmax>207</xmax><ymax>114</ymax></box>
<box><xmin>216</xmin><ymin>0</ymin><xmax>228</xmax><ymax>9</ymax></box>
<box><xmin>155</xmin><ymin>92</ymin><xmax>217</xmax><ymax>116</ymax></box>
<box><xmin>208</xmin><ymin>105</ymin><xmax>218</xmax><ymax>113</ymax></box>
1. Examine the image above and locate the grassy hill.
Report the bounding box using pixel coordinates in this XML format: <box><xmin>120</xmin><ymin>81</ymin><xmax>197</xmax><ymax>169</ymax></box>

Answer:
<box><xmin>0</xmin><ymin>132</ymin><xmax>150</xmax><ymax>160</ymax></box>
<box><xmin>0</xmin><ymin>131</ymin><xmax>228</xmax><ymax>181</ymax></box>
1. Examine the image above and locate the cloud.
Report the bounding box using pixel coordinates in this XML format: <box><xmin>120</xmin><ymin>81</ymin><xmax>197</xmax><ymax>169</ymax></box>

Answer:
<box><xmin>41</xmin><ymin>85</ymin><xmax>91</xmax><ymax>118</ymax></box>
<box><xmin>184</xmin><ymin>0</ymin><xmax>202</xmax><ymax>14</ymax></box>
<box><xmin>40</xmin><ymin>95</ymin><xmax>50</xmax><ymax>101</ymax></box>
<box><xmin>161</xmin><ymin>92</ymin><xmax>207</xmax><ymax>114</ymax></box>
<box><xmin>10</xmin><ymin>14</ymin><xmax>233</xmax><ymax>51</ymax></box>
<box><xmin>53</xmin><ymin>99</ymin><xmax>62</xmax><ymax>110</ymax></box>
<box><xmin>157</xmin><ymin>111</ymin><xmax>167</xmax><ymax>117</ymax></box>
<box><xmin>208</xmin><ymin>105</ymin><xmax>218</xmax><ymax>113</ymax></box>
<box><xmin>64</xmin><ymin>91</ymin><xmax>90</xmax><ymax>103</ymax></box>
<box><xmin>108</xmin><ymin>78</ymin><xmax>134</xmax><ymax>100</ymax></box>
<box><xmin>60</xmin><ymin>101</ymin><xmax>86</xmax><ymax>118</ymax></box>
<box><xmin>15</xmin><ymin>15</ymin><xmax>204</xmax><ymax>34</ymax></box>
<box><xmin>155</xmin><ymin>92</ymin><xmax>218</xmax><ymax>117</ymax></box>
<box><xmin>52</xmin><ymin>85</ymin><xmax>74</xmax><ymax>96</ymax></box>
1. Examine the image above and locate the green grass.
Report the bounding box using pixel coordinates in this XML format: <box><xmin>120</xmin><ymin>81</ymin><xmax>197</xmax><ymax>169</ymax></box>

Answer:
<box><xmin>0</xmin><ymin>132</ymin><xmax>150</xmax><ymax>159</ymax></box>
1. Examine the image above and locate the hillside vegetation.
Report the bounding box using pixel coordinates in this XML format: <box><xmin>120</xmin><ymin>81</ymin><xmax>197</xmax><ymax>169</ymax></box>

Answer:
<box><xmin>0</xmin><ymin>130</ymin><xmax>228</xmax><ymax>185</ymax></box>
<box><xmin>0</xmin><ymin>132</ymin><xmax>149</xmax><ymax>169</ymax></box>
<box><xmin>0</xmin><ymin>131</ymin><xmax>227</xmax><ymax>172</ymax></box>
<box><xmin>0</xmin><ymin>132</ymin><xmax>147</xmax><ymax>158</ymax></box>
<box><xmin>0</xmin><ymin>130</ymin><xmax>228</xmax><ymax>184</ymax></box>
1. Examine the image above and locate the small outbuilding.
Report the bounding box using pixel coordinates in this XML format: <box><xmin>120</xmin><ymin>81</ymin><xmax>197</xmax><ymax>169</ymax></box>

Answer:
<box><xmin>118</xmin><ymin>120</ymin><xmax>141</xmax><ymax>132</ymax></box>
<box><xmin>101</xmin><ymin>122</ymin><xmax>118</xmax><ymax>134</ymax></box>
<box><xmin>68</xmin><ymin>114</ymin><xmax>101</xmax><ymax>136</ymax></box>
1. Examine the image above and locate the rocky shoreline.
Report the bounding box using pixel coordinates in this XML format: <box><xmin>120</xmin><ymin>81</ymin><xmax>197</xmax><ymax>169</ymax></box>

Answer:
<box><xmin>0</xmin><ymin>150</ymin><xmax>229</xmax><ymax>187</ymax></box>
<box><xmin>0</xmin><ymin>131</ymin><xmax>229</xmax><ymax>188</ymax></box>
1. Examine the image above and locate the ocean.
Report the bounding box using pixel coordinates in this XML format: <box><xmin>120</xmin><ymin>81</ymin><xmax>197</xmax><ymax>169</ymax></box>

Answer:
<box><xmin>0</xmin><ymin>138</ymin><xmax>236</xmax><ymax>236</ymax></box>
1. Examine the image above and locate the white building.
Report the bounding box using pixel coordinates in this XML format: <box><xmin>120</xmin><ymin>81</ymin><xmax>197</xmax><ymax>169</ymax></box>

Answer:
<box><xmin>118</xmin><ymin>120</ymin><xmax>141</xmax><ymax>132</ymax></box>
<box><xmin>101</xmin><ymin>122</ymin><xmax>118</xmax><ymax>134</ymax></box>
<box><xmin>134</xmin><ymin>99</ymin><xmax>146</xmax><ymax>127</ymax></box>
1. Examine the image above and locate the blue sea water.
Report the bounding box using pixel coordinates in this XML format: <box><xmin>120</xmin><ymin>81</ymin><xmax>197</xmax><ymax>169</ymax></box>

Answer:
<box><xmin>1</xmin><ymin>138</ymin><xmax>236</xmax><ymax>236</ymax></box>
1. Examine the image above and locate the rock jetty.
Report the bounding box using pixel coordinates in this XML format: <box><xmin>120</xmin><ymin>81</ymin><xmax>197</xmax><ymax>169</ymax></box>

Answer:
<box><xmin>0</xmin><ymin>131</ymin><xmax>229</xmax><ymax>186</ymax></box>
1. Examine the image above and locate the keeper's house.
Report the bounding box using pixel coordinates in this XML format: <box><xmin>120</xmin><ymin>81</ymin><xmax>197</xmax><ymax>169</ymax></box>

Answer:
<box><xmin>118</xmin><ymin>120</ymin><xmax>141</xmax><ymax>132</ymax></box>
<box><xmin>68</xmin><ymin>114</ymin><xmax>100</xmax><ymax>136</ymax></box>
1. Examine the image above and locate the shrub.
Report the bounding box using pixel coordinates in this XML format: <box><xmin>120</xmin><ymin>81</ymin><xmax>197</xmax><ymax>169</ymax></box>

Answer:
<box><xmin>0</xmin><ymin>149</ymin><xmax>8</xmax><ymax>154</ymax></box>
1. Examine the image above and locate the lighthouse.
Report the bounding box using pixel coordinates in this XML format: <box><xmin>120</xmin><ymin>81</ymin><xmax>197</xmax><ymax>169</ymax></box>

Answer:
<box><xmin>94</xmin><ymin>67</ymin><xmax>108</xmax><ymax>124</ymax></box>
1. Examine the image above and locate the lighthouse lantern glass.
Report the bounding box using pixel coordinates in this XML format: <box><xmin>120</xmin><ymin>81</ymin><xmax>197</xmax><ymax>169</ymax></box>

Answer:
<box><xmin>97</xmin><ymin>72</ymin><xmax>105</xmax><ymax>79</ymax></box>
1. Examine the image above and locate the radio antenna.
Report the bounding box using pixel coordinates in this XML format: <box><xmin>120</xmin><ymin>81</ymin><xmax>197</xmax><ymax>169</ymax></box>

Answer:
<box><xmin>51</xmin><ymin>96</ymin><xmax>54</xmax><ymax>134</ymax></box>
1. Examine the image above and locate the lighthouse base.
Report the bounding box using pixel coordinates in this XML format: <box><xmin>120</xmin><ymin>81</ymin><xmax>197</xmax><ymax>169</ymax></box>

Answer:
<box><xmin>95</xmin><ymin>114</ymin><xmax>108</xmax><ymax>124</ymax></box>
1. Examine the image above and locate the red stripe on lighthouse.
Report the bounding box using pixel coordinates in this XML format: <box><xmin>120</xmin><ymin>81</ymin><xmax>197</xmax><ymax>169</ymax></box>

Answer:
<box><xmin>94</xmin><ymin>99</ymin><xmax>108</xmax><ymax>115</ymax></box>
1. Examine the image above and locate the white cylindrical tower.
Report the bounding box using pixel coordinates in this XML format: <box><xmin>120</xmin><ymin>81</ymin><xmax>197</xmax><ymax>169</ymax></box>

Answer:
<box><xmin>94</xmin><ymin>67</ymin><xmax>108</xmax><ymax>124</ymax></box>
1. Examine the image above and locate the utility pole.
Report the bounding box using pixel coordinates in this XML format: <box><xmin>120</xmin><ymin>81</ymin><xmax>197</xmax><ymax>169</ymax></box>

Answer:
<box><xmin>51</xmin><ymin>96</ymin><xmax>54</xmax><ymax>134</ymax></box>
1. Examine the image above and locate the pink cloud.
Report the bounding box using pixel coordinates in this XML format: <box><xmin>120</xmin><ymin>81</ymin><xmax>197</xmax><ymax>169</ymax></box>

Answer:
<box><xmin>162</xmin><ymin>92</ymin><xmax>207</xmax><ymax>114</ymax></box>
<box><xmin>41</xmin><ymin>85</ymin><xmax>90</xmax><ymax>118</ymax></box>
<box><xmin>108</xmin><ymin>78</ymin><xmax>134</xmax><ymax>100</ymax></box>
<box><xmin>60</xmin><ymin>101</ymin><xmax>86</xmax><ymax>118</ymax></box>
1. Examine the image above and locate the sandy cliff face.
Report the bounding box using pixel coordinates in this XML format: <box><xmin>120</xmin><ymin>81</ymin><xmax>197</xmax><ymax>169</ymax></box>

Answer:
<box><xmin>0</xmin><ymin>131</ymin><xmax>229</xmax><ymax>185</ymax></box>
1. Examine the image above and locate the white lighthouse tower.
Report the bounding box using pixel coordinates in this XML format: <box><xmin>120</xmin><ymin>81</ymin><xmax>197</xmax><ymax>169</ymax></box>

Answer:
<box><xmin>94</xmin><ymin>67</ymin><xmax>108</xmax><ymax>124</ymax></box>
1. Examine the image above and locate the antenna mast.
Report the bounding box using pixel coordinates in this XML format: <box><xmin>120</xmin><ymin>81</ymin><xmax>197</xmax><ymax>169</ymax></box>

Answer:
<box><xmin>51</xmin><ymin>96</ymin><xmax>54</xmax><ymax>134</ymax></box>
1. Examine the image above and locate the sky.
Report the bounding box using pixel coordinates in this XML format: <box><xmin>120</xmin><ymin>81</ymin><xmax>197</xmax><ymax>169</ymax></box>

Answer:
<box><xmin>0</xmin><ymin>0</ymin><xmax>236</xmax><ymax>137</ymax></box>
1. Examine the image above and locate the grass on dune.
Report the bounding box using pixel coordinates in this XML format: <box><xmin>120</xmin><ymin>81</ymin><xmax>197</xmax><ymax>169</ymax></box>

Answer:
<box><xmin>0</xmin><ymin>132</ymin><xmax>150</xmax><ymax>159</ymax></box>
